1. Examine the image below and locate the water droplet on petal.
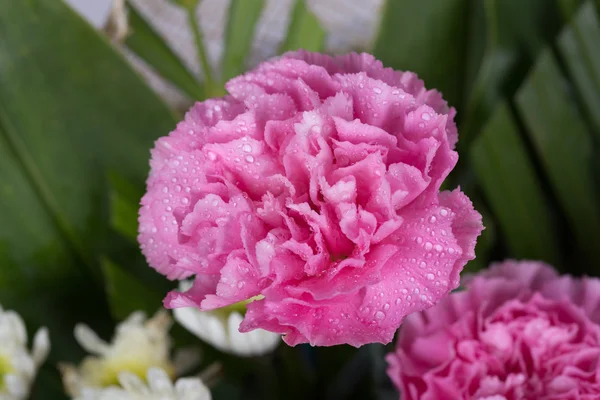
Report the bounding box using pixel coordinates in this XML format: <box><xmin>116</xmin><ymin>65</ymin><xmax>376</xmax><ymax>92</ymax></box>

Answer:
<box><xmin>424</xmin><ymin>242</ymin><xmax>433</xmax><ymax>251</ymax></box>
<box><xmin>375</xmin><ymin>311</ymin><xmax>385</xmax><ymax>320</ymax></box>
<box><xmin>242</xmin><ymin>144</ymin><xmax>252</xmax><ymax>153</ymax></box>
<box><xmin>426</xmin><ymin>273</ymin><xmax>435</xmax><ymax>280</ymax></box>
<box><xmin>245</xmin><ymin>155</ymin><xmax>255</xmax><ymax>163</ymax></box>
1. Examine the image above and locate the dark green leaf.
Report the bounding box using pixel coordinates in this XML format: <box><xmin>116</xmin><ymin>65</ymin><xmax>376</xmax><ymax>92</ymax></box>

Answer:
<box><xmin>125</xmin><ymin>1</ymin><xmax>204</xmax><ymax>100</ymax></box>
<box><xmin>102</xmin><ymin>258</ymin><xmax>163</xmax><ymax>320</ymax></box>
<box><xmin>516</xmin><ymin>50</ymin><xmax>600</xmax><ymax>265</ymax></box>
<box><xmin>0</xmin><ymin>0</ymin><xmax>175</xmax><ymax>365</ymax></box>
<box><xmin>373</xmin><ymin>0</ymin><xmax>469</xmax><ymax>107</ymax></box>
<box><xmin>279</xmin><ymin>0</ymin><xmax>326</xmax><ymax>53</ymax></box>
<box><xmin>556</xmin><ymin>0</ymin><xmax>583</xmax><ymax>21</ymax></box>
<box><xmin>222</xmin><ymin>0</ymin><xmax>265</xmax><ymax>81</ymax></box>
<box><xmin>470</xmin><ymin>103</ymin><xmax>562</xmax><ymax>264</ymax></box>
<box><xmin>108</xmin><ymin>171</ymin><xmax>143</xmax><ymax>242</ymax></box>
<box><xmin>558</xmin><ymin>1</ymin><xmax>600</xmax><ymax>134</ymax></box>
<box><xmin>462</xmin><ymin>201</ymin><xmax>496</xmax><ymax>273</ymax></box>
<box><xmin>460</xmin><ymin>0</ymin><xmax>564</xmax><ymax>146</ymax></box>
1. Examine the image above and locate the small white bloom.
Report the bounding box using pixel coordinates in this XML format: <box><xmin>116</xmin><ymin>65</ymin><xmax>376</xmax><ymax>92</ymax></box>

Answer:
<box><xmin>0</xmin><ymin>305</ymin><xmax>50</xmax><ymax>400</ymax></box>
<box><xmin>74</xmin><ymin>367</ymin><xmax>211</xmax><ymax>400</ymax></box>
<box><xmin>174</xmin><ymin>282</ymin><xmax>280</xmax><ymax>357</ymax></box>
<box><xmin>60</xmin><ymin>310</ymin><xmax>177</xmax><ymax>397</ymax></box>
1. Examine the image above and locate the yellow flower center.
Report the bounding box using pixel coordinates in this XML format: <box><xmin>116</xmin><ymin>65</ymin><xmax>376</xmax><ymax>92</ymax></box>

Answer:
<box><xmin>98</xmin><ymin>359</ymin><xmax>175</xmax><ymax>387</ymax></box>
<box><xmin>0</xmin><ymin>354</ymin><xmax>14</xmax><ymax>391</ymax></box>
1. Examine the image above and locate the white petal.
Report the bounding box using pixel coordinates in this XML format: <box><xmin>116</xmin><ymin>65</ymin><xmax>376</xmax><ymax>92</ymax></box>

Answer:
<box><xmin>9</xmin><ymin>352</ymin><xmax>35</xmax><ymax>379</ymax></box>
<box><xmin>204</xmin><ymin>314</ymin><xmax>228</xmax><ymax>351</ymax></box>
<box><xmin>174</xmin><ymin>308</ymin><xmax>228</xmax><ymax>351</ymax></box>
<box><xmin>178</xmin><ymin>280</ymin><xmax>194</xmax><ymax>292</ymax></box>
<box><xmin>3</xmin><ymin>312</ymin><xmax>27</xmax><ymax>345</ymax></box>
<box><xmin>74</xmin><ymin>324</ymin><xmax>109</xmax><ymax>355</ymax></box>
<box><xmin>117</xmin><ymin>371</ymin><xmax>148</xmax><ymax>395</ymax></box>
<box><xmin>4</xmin><ymin>373</ymin><xmax>29</xmax><ymax>399</ymax></box>
<box><xmin>32</xmin><ymin>327</ymin><xmax>50</xmax><ymax>366</ymax></box>
<box><xmin>174</xmin><ymin>377</ymin><xmax>212</xmax><ymax>400</ymax></box>
<box><xmin>227</xmin><ymin>313</ymin><xmax>250</xmax><ymax>356</ymax></box>
<box><xmin>146</xmin><ymin>367</ymin><xmax>173</xmax><ymax>394</ymax></box>
<box><xmin>228</xmin><ymin>313</ymin><xmax>280</xmax><ymax>356</ymax></box>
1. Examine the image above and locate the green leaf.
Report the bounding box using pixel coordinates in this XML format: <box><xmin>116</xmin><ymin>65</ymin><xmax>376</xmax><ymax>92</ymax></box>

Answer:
<box><xmin>279</xmin><ymin>0</ymin><xmax>326</xmax><ymax>53</ymax></box>
<box><xmin>470</xmin><ymin>103</ymin><xmax>562</xmax><ymax>264</ymax></box>
<box><xmin>462</xmin><ymin>201</ymin><xmax>496</xmax><ymax>274</ymax></box>
<box><xmin>373</xmin><ymin>0</ymin><xmax>469</xmax><ymax>107</ymax></box>
<box><xmin>460</xmin><ymin>0</ymin><xmax>564</xmax><ymax>146</ymax></box>
<box><xmin>558</xmin><ymin>1</ymin><xmax>600</xmax><ymax>134</ymax></box>
<box><xmin>102</xmin><ymin>258</ymin><xmax>163</xmax><ymax>320</ymax></box>
<box><xmin>0</xmin><ymin>0</ymin><xmax>175</xmax><ymax>364</ymax></box>
<box><xmin>108</xmin><ymin>171</ymin><xmax>143</xmax><ymax>242</ymax></box>
<box><xmin>556</xmin><ymin>0</ymin><xmax>583</xmax><ymax>21</ymax></box>
<box><xmin>125</xmin><ymin>1</ymin><xmax>204</xmax><ymax>100</ymax></box>
<box><xmin>516</xmin><ymin>49</ymin><xmax>600</xmax><ymax>265</ymax></box>
<box><xmin>221</xmin><ymin>0</ymin><xmax>265</xmax><ymax>81</ymax></box>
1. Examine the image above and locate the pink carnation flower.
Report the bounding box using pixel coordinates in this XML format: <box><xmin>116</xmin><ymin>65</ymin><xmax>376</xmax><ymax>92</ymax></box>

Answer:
<box><xmin>138</xmin><ymin>51</ymin><xmax>483</xmax><ymax>346</ymax></box>
<box><xmin>386</xmin><ymin>260</ymin><xmax>600</xmax><ymax>399</ymax></box>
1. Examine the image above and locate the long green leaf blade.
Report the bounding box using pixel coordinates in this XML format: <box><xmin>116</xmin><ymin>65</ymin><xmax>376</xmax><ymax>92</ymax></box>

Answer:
<box><xmin>102</xmin><ymin>258</ymin><xmax>163</xmax><ymax>320</ymax></box>
<box><xmin>108</xmin><ymin>171</ymin><xmax>143</xmax><ymax>242</ymax></box>
<box><xmin>373</xmin><ymin>0</ymin><xmax>469</xmax><ymax>107</ymax></box>
<box><xmin>0</xmin><ymin>0</ymin><xmax>175</xmax><ymax>364</ymax></box>
<box><xmin>279</xmin><ymin>0</ymin><xmax>326</xmax><ymax>53</ymax></box>
<box><xmin>470</xmin><ymin>103</ymin><xmax>562</xmax><ymax>264</ymax></box>
<box><xmin>558</xmin><ymin>1</ymin><xmax>600</xmax><ymax>134</ymax></box>
<box><xmin>516</xmin><ymin>50</ymin><xmax>600</xmax><ymax>265</ymax></box>
<box><xmin>222</xmin><ymin>0</ymin><xmax>265</xmax><ymax>81</ymax></box>
<box><xmin>125</xmin><ymin>1</ymin><xmax>204</xmax><ymax>100</ymax></box>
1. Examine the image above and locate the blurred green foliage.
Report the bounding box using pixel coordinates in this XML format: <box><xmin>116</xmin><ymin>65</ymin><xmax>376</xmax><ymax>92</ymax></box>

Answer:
<box><xmin>1</xmin><ymin>0</ymin><xmax>600</xmax><ymax>398</ymax></box>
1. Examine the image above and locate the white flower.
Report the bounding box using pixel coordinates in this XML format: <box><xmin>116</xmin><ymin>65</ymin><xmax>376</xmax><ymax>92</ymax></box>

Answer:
<box><xmin>173</xmin><ymin>282</ymin><xmax>280</xmax><ymax>357</ymax></box>
<box><xmin>60</xmin><ymin>310</ymin><xmax>177</xmax><ymax>397</ymax></box>
<box><xmin>74</xmin><ymin>367</ymin><xmax>211</xmax><ymax>400</ymax></box>
<box><xmin>0</xmin><ymin>305</ymin><xmax>50</xmax><ymax>400</ymax></box>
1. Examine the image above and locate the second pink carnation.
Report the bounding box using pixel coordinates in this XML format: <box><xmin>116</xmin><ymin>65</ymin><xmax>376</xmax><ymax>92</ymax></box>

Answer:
<box><xmin>139</xmin><ymin>51</ymin><xmax>483</xmax><ymax>346</ymax></box>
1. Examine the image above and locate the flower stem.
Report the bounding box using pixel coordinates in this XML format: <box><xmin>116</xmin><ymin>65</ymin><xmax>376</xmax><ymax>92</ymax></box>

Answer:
<box><xmin>186</xmin><ymin>6</ymin><xmax>217</xmax><ymax>95</ymax></box>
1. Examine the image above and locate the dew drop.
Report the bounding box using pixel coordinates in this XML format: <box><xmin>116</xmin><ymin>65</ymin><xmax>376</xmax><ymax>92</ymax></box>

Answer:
<box><xmin>375</xmin><ymin>311</ymin><xmax>385</xmax><ymax>320</ymax></box>
<box><xmin>434</xmin><ymin>244</ymin><xmax>443</xmax><ymax>252</ymax></box>
<box><xmin>429</xmin><ymin>216</ymin><xmax>436</xmax><ymax>223</ymax></box>
<box><xmin>419</xmin><ymin>261</ymin><xmax>426</xmax><ymax>269</ymax></box>
<box><xmin>424</xmin><ymin>242</ymin><xmax>433</xmax><ymax>251</ymax></box>
<box><xmin>440</xmin><ymin>208</ymin><xmax>448</xmax><ymax>217</ymax></box>
<box><xmin>242</xmin><ymin>144</ymin><xmax>252</xmax><ymax>153</ymax></box>
<box><xmin>245</xmin><ymin>155</ymin><xmax>255</xmax><ymax>163</ymax></box>
<box><xmin>181</xmin><ymin>198</ymin><xmax>189</xmax><ymax>205</ymax></box>
<box><xmin>383</xmin><ymin>303</ymin><xmax>390</xmax><ymax>311</ymax></box>
<box><xmin>426</xmin><ymin>273</ymin><xmax>435</xmax><ymax>280</ymax></box>
<box><xmin>421</xmin><ymin>113</ymin><xmax>431</xmax><ymax>121</ymax></box>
